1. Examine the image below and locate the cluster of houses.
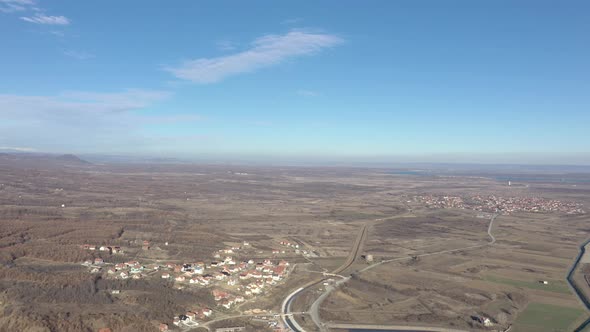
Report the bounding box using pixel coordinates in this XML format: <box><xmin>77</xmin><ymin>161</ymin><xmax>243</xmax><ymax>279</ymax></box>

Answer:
<box><xmin>278</xmin><ymin>240</ymin><xmax>299</xmax><ymax>249</ymax></box>
<box><xmin>81</xmin><ymin>257</ymin><xmax>108</xmax><ymax>273</ymax></box>
<box><xmin>80</xmin><ymin>244</ymin><xmax>123</xmax><ymax>254</ymax></box>
<box><xmin>281</xmin><ymin>239</ymin><xmax>319</xmax><ymax>258</ymax></box>
<box><xmin>82</xmin><ymin>258</ymin><xmax>160</xmax><ymax>279</ymax></box>
<box><xmin>81</xmin><ymin>240</ymin><xmax>296</xmax><ymax>330</ymax></box>
<box><xmin>81</xmin><ymin>239</ymin><xmax>293</xmax><ymax>288</ymax></box>
<box><xmin>109</xmin><ymin>260</ymin><xmax>160</xmax><ymax>280</ymax></box>
<box><xmin>216</xmin><ymin>240</ymin><xmax>253</xmax><ymax>255</ymax></box>
<box><xmin>471</xmin><ymin>195</ymin><xmax>585</xmax><ymax>215</ymax></box>
<box><xmin>212</xmin><ymin>289</ymin><xmax>246</xmax><ymax>309</ymax></box>
<box><xmin>414</xmin><ymin>194</ymin><xmax>585</xmax><ymax>215</ymax></box>
<box><xmin>271</xmin><ymin>240</ymin><xmax>301</xmax><ymax>255</ymax></box>
<box><xmin>162</xmin><ymin>258</ymin><xmax>290</xmax><ymax>296</ymax></box>
<box><xmin>413</xmin><ymin>195</ymin><xmax>466</xmax><ymax>209</ymax></box>
<box><xmin>170</xmin><ymin>307</ymin><xmax>213</xmax><ymax>328</ymax></box>
<box><xmin>160</xmin><ymin>243</ymin><xmax>291</xmax><ymax>329</ymax></box>
<box><xmin>277</xmin><ymin>239</ymin><xmax>316</xmax><ymax>258</ymax></box>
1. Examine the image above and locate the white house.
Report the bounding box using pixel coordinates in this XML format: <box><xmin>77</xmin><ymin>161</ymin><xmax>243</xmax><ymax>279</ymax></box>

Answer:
<box><xmin>202</xmin><ymin>308</ymin><xmax>213</xmax><ymax>317</ymax></box>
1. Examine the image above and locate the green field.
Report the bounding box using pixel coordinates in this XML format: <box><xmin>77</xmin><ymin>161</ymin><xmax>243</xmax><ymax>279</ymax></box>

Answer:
<box><xmin>484</xmin><ymin>275</ymin><xmax>571</xmax><ymax>294</ymax></box>
<box><xmin>512</xmin><ymin>303</ymin><xmax>586</xmax><ymax>332</ymax></box>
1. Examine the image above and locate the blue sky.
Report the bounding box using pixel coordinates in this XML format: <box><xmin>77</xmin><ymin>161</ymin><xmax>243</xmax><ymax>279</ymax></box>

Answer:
<box><xmin>1</xmin><ymin>1</ymin><xmax>589</xmax><ymax>164</ymax></box>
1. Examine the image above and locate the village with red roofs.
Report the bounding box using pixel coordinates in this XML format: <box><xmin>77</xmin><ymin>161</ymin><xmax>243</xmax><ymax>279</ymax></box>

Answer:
<box><xmin>80</xmin><ymin>239</ymin><xmax>301</xmax><ymax>331</ymax></box>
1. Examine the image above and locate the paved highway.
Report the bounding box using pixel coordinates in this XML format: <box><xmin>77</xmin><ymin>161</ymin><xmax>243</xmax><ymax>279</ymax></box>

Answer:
<box><xmin>332</xmin><ymin>221</ymin><xmax>370</xmax><ymax>274</ymax></box>
<box><xmin>200</xmin><ymin>311</ymin><xmax>308</xmax><ymax>331</ymax></box>
<box><xmin>307</xmin><ymin>213</ymin><xmax>498</xmax><ymax>332</ymax></box>
<box><xmin>280</xmin><ymin>215</ymin><xmax>386</xmax><ymax>331</ymax></box>
<box><xmin>327</xmin><ymin>323</ymin><xmax>470</xmax><ymax>332</ymax></box>
<box><xmin>310</xmin><ymin>276</ymin><xmax>350</xmax><ymax>331</ymax></box>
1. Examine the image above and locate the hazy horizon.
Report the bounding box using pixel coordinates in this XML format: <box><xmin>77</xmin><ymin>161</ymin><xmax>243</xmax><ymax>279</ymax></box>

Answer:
<box><xmin>1</xmin><ymin>1</ymin><xmax>589</xmax><ymax>164</ymax></box>
<box><xmin>3</xmin><ymin>148</ymin><xmax>590</xmax><ymax>168</ymax></box>
<box><xmin>1</xmin><ymin>3</ymin><xmax>590</xmax><ymax>328</ymax></box>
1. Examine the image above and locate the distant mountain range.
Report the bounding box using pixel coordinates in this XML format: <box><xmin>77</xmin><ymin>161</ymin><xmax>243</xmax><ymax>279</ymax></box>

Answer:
<box><xmin>0</xmin><ymin>151</ymin><xmax>589</xmax><ymax>174</ymax></box>
<box><xmin>0</xmin><ymin>152</ymin><xmax>91</xmax><ymax>166</ymax></box>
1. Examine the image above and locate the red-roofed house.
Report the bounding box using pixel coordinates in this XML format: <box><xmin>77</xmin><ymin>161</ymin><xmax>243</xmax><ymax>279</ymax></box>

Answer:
<box><xmin>212</xmin><ymin>289</ymin><xmax>230</xmax><ymax>301</ymax></box>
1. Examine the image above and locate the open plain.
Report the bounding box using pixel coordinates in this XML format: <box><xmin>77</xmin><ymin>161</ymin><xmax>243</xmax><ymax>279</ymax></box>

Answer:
<box><xmin>0</xmin><ymin>154</ymin><xmax>589</xmax><ymax>332</ymax></box>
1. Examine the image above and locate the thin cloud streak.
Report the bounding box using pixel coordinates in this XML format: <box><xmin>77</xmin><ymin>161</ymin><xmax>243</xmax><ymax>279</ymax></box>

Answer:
<box><xmin>0</xmin><ymin>146</ymin><xmax>37</xmax><ymax>152</ymax></box>
<box><xmin>166</xmin><ymin>30</ymin><xmax>343</xmax><ymax>83</ymax></box>
<box><xmin>0</xmin><ymin>89</ymin><xmax>184</xmax><ymax>152</ymax></box>
<box><xmin>141</xmin><ymin>114</ymin><xmax>203</xmax><ymax>124</ymax></box>
<box><xmin>0</xmin><ymin>89</ymin><xmax>170</xmax><ymax>122</ymax></box>
<box><xmin>2</xmin><ymin>0</ymin><xmax>70</xmax><ymax>30</ymax></box>
<box><xmin>21</xmin><ymin>14</ymin><xmax>69</xmax><ymax>25</ymax></box>
<box><xmin>0</xmin><ymin>0</ymin><xmax>34</xmax><ymax>13</ymax></box>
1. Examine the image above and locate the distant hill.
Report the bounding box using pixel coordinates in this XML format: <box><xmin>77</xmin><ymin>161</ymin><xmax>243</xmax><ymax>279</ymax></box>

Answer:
<box><xmin>79</xmin><ymin>154</ymin><xmax>186</xmax><ymax>164</ymax></box>
<box><xmin>55</xmin><ymin>154</ymin><xmax>90</xmax><ymax>165</ymax></box>
<box><xmin>0</xmin><ymin>153</ymin><xmax>91</xmax><ymax>167</ymax></box>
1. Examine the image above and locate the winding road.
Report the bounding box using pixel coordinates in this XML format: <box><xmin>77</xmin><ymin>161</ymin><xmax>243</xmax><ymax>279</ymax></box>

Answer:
<box><xmin>200</xmin><ymin>311</ymin><xmax>308</xmax><ymax>331</ymax></box>
<box><xmin>199</xmin><ymin>212</ymin><xmax>588</xmax><ymax>332</ymax></box>
<box><xmin>359</xmin><ymin>213</ymin><xmax>497</xmax><ymax>274</ymax></box>
<box><xmin>280</xmin><ymin>215</ymin><xmax>390</xmax><ymax>332</ymax></box>
<box><xmin>285</xmin><ymin>213</ymin><xmax>499</xmax><ymax>332</ymax></box>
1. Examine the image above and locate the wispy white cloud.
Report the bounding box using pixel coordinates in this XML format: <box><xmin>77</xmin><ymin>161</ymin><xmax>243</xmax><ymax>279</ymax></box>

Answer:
<box><xmin>21</xmin><ymin>13</ymin><xmax>69</xmax><ymax>25</ymax></box>
<box><xmin>2</xmin><ymin>1</ymin><xmax>69</xmax><ymax>29</ymax></box>
<box><xmin>0</xmin><ymin>89</ymin><xmax>177</xmax><ymax>152</ymax></box>
<box><xmin>166</xmin><ymin>30</ymin><xmax>343</xmax><ymax>83</ymax></box>
<box><xmin>57</xmin><ymin>89</ymin><xmax>170</xmax><ymax>112</ymax></box>
<box><xmin>141</xmin><ymin>114</ymin><xmax>203</xmax><ymax>124</ymax></box>
<box><xmin>0</xmin><ymin>146</ymin><xmax>37</xmax><ymax>152</ymax></box>
<box><xmin>0</xmin><ymin>0</ymin><xmax>34</xmax><ymax>13</ymax></box>
<box><xmin>63</xmin><ymin>50</ymin><xmax>94</xmax><ymax>60</ymax></box>
<box><xmin>296</xmin><ymin>89</ymin><xmax>320</xmax><ymax>97</ymax></box>
<box><xmin>0</xmin><ymin>89</ymin><xmax>171</xmax><ymax>126</ymax></box>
